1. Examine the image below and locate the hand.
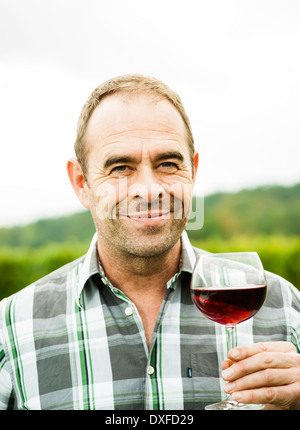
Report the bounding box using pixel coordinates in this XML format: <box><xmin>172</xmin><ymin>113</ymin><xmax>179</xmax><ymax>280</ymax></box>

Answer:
<box><xmin>221</xmin><ymin>341</ymin><xmax>300</xmax><ymax>410</ymax></box>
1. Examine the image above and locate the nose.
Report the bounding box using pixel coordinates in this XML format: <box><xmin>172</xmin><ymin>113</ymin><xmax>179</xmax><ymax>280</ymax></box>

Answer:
<box><xmin>128</xmin><ymin>166</ymin><xmax>164</xmax><ymax>202</ymax></box>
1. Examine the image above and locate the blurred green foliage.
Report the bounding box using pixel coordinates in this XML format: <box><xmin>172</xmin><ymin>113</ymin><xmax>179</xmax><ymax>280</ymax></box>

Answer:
<box><xmin>0</xmin><ymin>183</ymin><xmax>299</xmax><ymax>299</ymax></box>
<box><xmin>0</xmin><ymin>242</ymin><xmax>89</xmax><ymax>299</ymax></box>
<box><xmin>0</xmin><ymin>211</ymin><xmax>96</xmax><ymax>248</ymax></box>
<box><xmin>187</xmin><ymin>183</ymin><xmax>300</xmax><ymax>239</ymax></box>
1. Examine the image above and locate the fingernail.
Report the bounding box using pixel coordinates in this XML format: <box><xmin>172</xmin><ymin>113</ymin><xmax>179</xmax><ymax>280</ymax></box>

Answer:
<box><xmin>222</xmin><ymin>368</ymin><xmax>233</xmax><ymax>379</ymax></box>
<box><xmin>230</xmin><ymin>349</ymin><xmax>240</xmax><ymax>359</ymax></box>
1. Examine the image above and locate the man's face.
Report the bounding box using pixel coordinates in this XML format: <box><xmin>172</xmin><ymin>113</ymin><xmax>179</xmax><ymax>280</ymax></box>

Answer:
<box><xmin>82</xmin><ymin>93</ymin><xmax>198</xmax><ymax>259</ymax></box>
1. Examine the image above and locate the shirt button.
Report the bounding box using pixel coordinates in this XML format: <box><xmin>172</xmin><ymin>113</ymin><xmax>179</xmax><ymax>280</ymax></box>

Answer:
<box><xmin>147</xmin><ymin>366</ymin><xmax>155</xmax><ymax>375</ymax></box>
<box><xmin>125</xmin><ymin>307</ymin><xmax>133</xmax><ymax>316</ymax></box>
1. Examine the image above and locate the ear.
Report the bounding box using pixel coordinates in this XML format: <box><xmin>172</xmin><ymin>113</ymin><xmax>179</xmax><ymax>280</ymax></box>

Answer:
<box><xmin>66</xmin><ymin>158</ymin><xmax>90</xmax><ymax>209</ymax></box>
<box><xmin>192</xmin><ymin>151</ymin><xmax>199</xmax><ymax>185</ymax></box>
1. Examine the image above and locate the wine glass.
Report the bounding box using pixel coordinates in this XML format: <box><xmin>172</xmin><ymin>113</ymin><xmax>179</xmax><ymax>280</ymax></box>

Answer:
<box><xmin>190</xmin><ymin>252</ymin><xmax>267</xmax><ymax>410</ymax></box>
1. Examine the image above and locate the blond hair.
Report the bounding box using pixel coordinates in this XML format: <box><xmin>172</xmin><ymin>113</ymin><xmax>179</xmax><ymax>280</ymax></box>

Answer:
<box><xmin>74</xmin><ymin>74</ymin><xmax>195</xmax><ymax>179</ymax></box>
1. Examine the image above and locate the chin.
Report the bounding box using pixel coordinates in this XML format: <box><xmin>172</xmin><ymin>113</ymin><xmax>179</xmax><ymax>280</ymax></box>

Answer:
<box><xmin>125</xmin><ymin>231</ymin><xmax>183</xmax><ymax>258</ymax></box>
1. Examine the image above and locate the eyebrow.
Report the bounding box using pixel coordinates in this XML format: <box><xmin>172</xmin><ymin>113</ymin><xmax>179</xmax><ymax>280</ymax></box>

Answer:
<box><xmin>103</xmin><ymin>151</ymin><xmax>185</xmax><ymax>170</ymax></box>
<box><xmin>103</xmin><ymin>155</ymin><xmax>137</xmax><ymax>170</ymax></box>
<box><xmin>154</xmin><ymin>151</ymin><xmax>184</xmax><ymax>164</ymax></box>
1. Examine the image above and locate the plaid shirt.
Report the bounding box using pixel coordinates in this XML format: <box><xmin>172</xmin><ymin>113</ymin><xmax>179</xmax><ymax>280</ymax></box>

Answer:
<box><xmin>0</xmin><ymin>231</ymin><xmax>300</xmax><ymax>410</ymax></box>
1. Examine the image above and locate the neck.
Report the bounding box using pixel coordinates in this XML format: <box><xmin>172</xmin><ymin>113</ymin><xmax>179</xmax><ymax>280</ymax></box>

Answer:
<box><xmin>97</xmin><ymin>239</ymin><xmax>181</xmax><ymax>299</ymax></box>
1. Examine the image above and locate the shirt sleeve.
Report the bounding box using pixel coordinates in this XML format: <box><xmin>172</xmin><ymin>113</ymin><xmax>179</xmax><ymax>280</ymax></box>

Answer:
<box><xmin>0</xmin><ymin>348</ymin><xmax>14</xmax><ymax>409</ymax></box>
<box><xmin>288</xmin><ymin>283</ymin><xmax>300</xmax><ymax>353</ymax></box>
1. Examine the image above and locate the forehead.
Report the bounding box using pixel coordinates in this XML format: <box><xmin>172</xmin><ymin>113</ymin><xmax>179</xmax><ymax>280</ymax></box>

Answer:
<box><xmin>84</xmin><ymin>92</ymin><xmax>188</xmax><ymax>152</ymax></box>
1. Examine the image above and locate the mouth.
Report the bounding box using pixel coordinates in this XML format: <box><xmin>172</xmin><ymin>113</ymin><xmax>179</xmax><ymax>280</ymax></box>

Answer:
<box><xmin>124</xmin><ymin>211</ymin><xmax>172</xmax><ymax>224</ymax></box>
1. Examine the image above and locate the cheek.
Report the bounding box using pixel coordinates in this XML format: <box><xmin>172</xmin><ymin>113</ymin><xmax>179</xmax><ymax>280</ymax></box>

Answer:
<box><xmin>164</xmin><ymin>182</ymin><xmax>193</xmax><ymax>204</ymax></box>
<box><xmin>93</xmin><ymin>179</ymin><xmax>128</xmax><ymax>219</ymax></box>
<box><xmin>165</xmin><ymin>182</ymin><xmax>193</xmax><ymax>219</ymax></box>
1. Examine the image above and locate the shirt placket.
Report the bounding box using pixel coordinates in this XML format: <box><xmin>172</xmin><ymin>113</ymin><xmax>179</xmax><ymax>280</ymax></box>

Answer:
<box><xmin>145</xmin><ymin>284</ymin><xmax>178</xmax><ymax>410</ymax></box>
<box><xmin>98</xmin><ymin>261</ymin><xmax>180</xmax><ymax>410</ymax></box>
<box><xmin>99</xmin><ymin>271</ymin><xmax>149</xmax><ymax>355</ymax></box>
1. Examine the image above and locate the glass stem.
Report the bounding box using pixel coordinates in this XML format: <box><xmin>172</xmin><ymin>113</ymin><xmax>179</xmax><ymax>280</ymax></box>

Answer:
<box><xmin>226</xmin><ymin>326</ymin><xmax>236</xmax><ymax>354</ymax></box>
<box><xmin>224</xmin><ymin>326</ymin><xmax>237</xmax><ymax>404</ymax></box>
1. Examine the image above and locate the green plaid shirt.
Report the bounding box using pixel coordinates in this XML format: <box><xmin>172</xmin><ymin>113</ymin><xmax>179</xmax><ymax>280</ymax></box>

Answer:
<box><xmin>0</xmin><ymin>231</ymin><xmax>300</xmax><ymax>410</ymax></box>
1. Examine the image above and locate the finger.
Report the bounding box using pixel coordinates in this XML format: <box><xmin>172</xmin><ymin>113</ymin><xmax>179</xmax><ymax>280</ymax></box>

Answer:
<box><xmin>230</xmin><ymin>382</ymin><xmax>300</xmax><ymax>410</ymax></box>
<box><xmin>222</xmin><ymin>351</ymin><xmax>300</xmax><ymax>381</ymax></box>
<box><xmin>231</xmin><ymin>386</ymin><xmax>282</xmax><ymax>406</ymax></box>
<box><xmin>228</xmin><ymin>341</ymin><xmax>297</xmax><ymax>362</ymax></box>
<box><xmin>224</xmin><ymin>367</ymin><xmax>298</xmax><ymax>394</ymax></box>
<box><xmin>221</xmin><ymin>359</ymin><xmax>234</xmax><ymax>371</ymax></box>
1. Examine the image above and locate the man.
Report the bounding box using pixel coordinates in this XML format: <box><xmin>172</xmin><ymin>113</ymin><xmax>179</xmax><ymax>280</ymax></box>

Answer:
<box><xmin>0</xmin><ymin>74</ymin><xmax>299</xmax><ymax>410</ymax></box>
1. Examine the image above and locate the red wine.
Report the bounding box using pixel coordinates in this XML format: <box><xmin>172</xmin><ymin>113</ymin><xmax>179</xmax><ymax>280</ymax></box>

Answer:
<box><xmin>191</xmin><ymin>285</ymin><xmax>267</xmax><ymax>327</ymax></box>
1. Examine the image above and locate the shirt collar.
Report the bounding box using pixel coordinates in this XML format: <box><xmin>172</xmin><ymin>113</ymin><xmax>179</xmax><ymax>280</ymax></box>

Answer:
<box><xmin>180</xmin><ymin>230</ymin><xmax>197</xmax><ymax>274</ymax></box>
<box><xmin>75</xmin><ymin>232</ymin><xmax>99</xmax><ymax>307</ymax></box>
<box><xmin>76</xmin><ymin>229</ymin><xmax>199</xmax><ymax>305</ymax></box>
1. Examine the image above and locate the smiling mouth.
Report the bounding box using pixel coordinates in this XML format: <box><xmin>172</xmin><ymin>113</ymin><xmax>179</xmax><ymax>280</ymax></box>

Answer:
<box><xmin>121</xmin><ymin>212</ymin><xmax>172</xmax><ymax>225</ymax></box>
<box><xmin>115</xmin><ymin>197</ymin><xmax>182</xmax><ymax>221</ymax></box>
<box><xmin>116</xmin><ymin>211</ymin><xmax>173</xmax><ymax>225</ymax></box>
<box><xmin>126</xmin><ymin>211</ymin><xmax>171</xmax><ymax>219</ymax></box>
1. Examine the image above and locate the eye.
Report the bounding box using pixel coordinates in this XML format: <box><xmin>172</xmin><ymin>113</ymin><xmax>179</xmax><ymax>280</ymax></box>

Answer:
<box><xmin>109</xmin><ymin>165</ymin><xmax>132</xmax><ymax>177</ymax></box>
<box><xmin>113</xmin><ymin>165</ymin><xmax>128</xmax><ymax>172</ymax></box>
<box><xmin>160</xmin><ymin>161</ymin><xmax>178</xmax><ymax>170</ymax></box>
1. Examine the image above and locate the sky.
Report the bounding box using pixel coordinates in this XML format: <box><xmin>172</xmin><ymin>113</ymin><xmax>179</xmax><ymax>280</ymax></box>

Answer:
<box><xmin>0</xmin><ymin>0</ymin><xmax>300</xmax><ymax>227</ymax></box>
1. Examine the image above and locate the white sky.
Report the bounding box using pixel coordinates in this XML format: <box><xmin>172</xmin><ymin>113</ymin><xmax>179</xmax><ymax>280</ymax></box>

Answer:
<box><xmin>0</xmin><ymin>0</ymin><xmax>300</xmax><ymax>227</ymax></box>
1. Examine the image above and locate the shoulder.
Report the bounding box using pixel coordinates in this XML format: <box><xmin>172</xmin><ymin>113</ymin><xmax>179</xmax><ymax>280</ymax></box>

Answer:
<box><xmin>264</xmin><ymin>269</ymin><xmax>300</xmax><ymax>310</ymax></box>
<box><xmin>34</xmin><ymin>255</ymin><xmax>85</xmax><ymax>288</ymax></box>
<box><xmin>0</xmin><ymin>255</ymin><xmax>85</xmax><ymax>321</ymax></box>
